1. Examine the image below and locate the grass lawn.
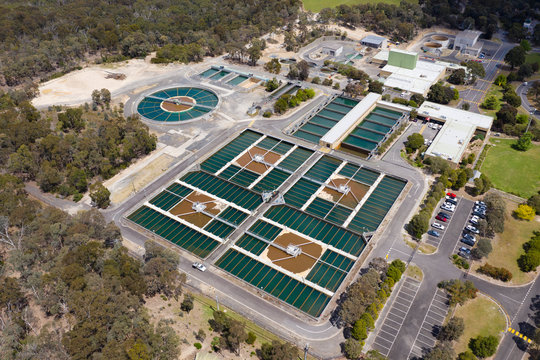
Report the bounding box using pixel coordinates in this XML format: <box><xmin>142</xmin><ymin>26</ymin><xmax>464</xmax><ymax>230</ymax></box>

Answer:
<box><xmin>526</xmin><ymin>52</ymin><xmax>540</xmax><ymax>67</ymax></box>
<box><xmin>302</xmin><ymin>0</ymin><xmax>414</xmax><ymax>12</ymax></box>
<box><xmin>452</xmin><ymin>296</ymin><xmax>506</xmax><ymax>354</ymax></box>
<box><xmin>480</xmin><ymin>84</ymin><xmax>504</xmax><ymax>117</ymax></box>
<box><xmin>480</xmin><ymin>138</ymin><xmax>540</xmax><ymax>198</ymax></box>
<box><xmin>473</xmin><ymin>200</ymin><xmax>540</xmax><ymax>284</ymax></box>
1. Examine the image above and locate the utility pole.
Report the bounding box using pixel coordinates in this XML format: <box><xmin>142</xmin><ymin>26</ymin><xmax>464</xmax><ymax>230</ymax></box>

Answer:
<box><xmin>303</xmin><ymin>343</ymin><xmax>309</xmax><ymax>360</ymax></box>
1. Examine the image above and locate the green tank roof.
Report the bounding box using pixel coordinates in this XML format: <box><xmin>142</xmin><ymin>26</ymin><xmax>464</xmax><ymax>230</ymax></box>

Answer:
<box><xmin>388</xmin><ymin>50</ymin><xmax>418</xmax><ymax>70</ymax></box>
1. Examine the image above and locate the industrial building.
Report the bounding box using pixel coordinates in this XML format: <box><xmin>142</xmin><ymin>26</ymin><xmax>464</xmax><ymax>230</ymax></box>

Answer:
<box><xmin>322</xmin><ymin>45</ymin><xmax>343</xmax><ymax>57</ymax></box>
<box><xmin>418</xmin><ymin>101</ymin><xmax>493</xmax><ymax>163</ymax></box>
<box><xmin>379</xmin><ymin>49</ymin><xmax>447</xmax><ymax>96</ymax></box>
<box><xmin>454</xmin><ymin>30</ymin><xmax>483</xmax><ymax>56</ymax></box>
<box><xmin>361</xmin><ymin>35</ymin><xmax>388</xmax><ymax>49</ymax></box>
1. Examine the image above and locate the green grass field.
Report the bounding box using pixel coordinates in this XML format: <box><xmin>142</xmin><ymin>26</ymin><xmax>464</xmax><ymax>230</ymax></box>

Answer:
<box><xmin>480</xmin><ymin>138</ymin><xmax>540</xmax><ymax>198</ymax></box>
<box><xmin>302</xmin><ymin>0</ymin><xmax>405</xmax><ymax>12</ymax></box>
<box><xmin>526</xmin><ymin>52</ymin><xmax>540</xmax><ymax>67</ymax></box>
<box><xmin>452</xmin><ymin>296</ymin><xmax>506</xmax><ymax>354</ymax></box>
<box><xmin>475</xmin><ymin>200</ymin><xmax>540</xmax><ymax>284</ymax></box>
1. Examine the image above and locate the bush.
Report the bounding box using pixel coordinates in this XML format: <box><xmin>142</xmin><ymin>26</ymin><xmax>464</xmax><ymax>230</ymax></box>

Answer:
<box><xmin>513</xmin><ymin>132</ymin><xmax>533</xmax><ymax>151</ymax></box>
<box><xmin>343</xmin><ymin>338</ymin><xmax>363</xmax><ymax>359</ymax></box>
<box><xmin>514</xmin><ymin>204</ymin><xmax>536</xmax><ymax>220</ymax></box>
<box><xmin>477</xmin><ymin>263</ymin><xmax>513</xmax><ymax>281</ymax></box>
<box><xmin>405</xmin><ymin>133</ymin><xmax>424</xmax><ymax>153</ymax></box>
<box><xmin>392</xmin><ymin>97</ymin><xmax>409</xmax><ymax>105</ymax></box>
<box><xmin>246</xmin><ymin>331</ymin><xmax>257</xmax><ymax>345</ymax></box>
<box><xmin>311</xmin><ymin>76</ymin><xmax>321</xmax><ymax>84</ymax></box>
<box><xmin>458</xmin><ymin>350</ymin><xmax>478</xmax><ymax>360</ymax></box>
<box><xmin>265</xmin><ymin>78</ymin><xmax>280</xmax><ymax>92</ymax></box>
<box><xmin>262</xmin><ymin>110</ymin><xmax>272</xmax><ymax>118</ymax></box>
<box><xmin>438</xmin><ymin>317</ymin><xmax>465</xmax><ymax>341</ymax></box>
<box><xmin>527</xmin><ymin>193</ymin><xmax>540</xmax><ymax>213</ymax></box>
<box><xmin>194</xmin><ymin>342</ymin><xmax>202</xmax><ymax>349</ymax></box>
<box><xmin>469</xmin><ymin>335</ymin><xmax>499</xmax><ymax>358</ymax></box>
<box><xmin>471</xmin><ymin>238</ymin><xmax>492</xmax><ymax>259</ymax></box>
<box><xmin>518</xmin><ymin>250</ymin><xmax>540</xmax><ymax>272</ymax></box>
<box><xmin>452</xmin><ymin>255</ymin><xmax>470</xmax><ymax>269</ymax></box>
<box><xmin>181</xmin><ymin>294</ymin><xmax>194</xmax><ymax>313</ymax></box>
<box><xmin>351</xmin><ymin>319</ymin><xmax>368</xmax><ymax>340</ymax></box>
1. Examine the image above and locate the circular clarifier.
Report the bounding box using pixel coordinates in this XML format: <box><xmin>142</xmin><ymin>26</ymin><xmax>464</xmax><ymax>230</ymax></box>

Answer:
<box><xmin>137</xmin><ymin>87</ymin><xmax>218</xmax><ymax>122</ymax></box>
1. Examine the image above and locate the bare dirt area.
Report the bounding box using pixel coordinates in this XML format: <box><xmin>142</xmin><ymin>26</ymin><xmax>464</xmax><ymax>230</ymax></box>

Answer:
<box><xmin>235</xmin><ymin>147</ymin><xmax>281</xmax><ymax>174</ymax></box>
<box><xmin>169</xmin><ymin>192</ymin><xmax>224</xmax><ymax>227</ymax></box>
<box><xmin>162</xmin><ymin>96</ymin><xmax>195</xmax><ymax>112</ymax></box>
<box><xmin>145</xmin><ymin>294</ymin><xmax>265</xmax><ymax>360</ymax></box>
<box><xmin>323</xmin><ymin>177</ymin><xmax>370</xmax><ymax>208</ymax></box>
<box><xmin>106</xmin><ymin>152</ymin><xmax>175</xmax><ymax>205</ymax></box>
<box><xmin>265</xmin><ymin>232</ymin><xmax>323</xmax><ymax>276</ymax></box>
<box><xmin>32</xmin><ymin>55</ymin><xmax>184</xmax><ymax>108</ymax></box>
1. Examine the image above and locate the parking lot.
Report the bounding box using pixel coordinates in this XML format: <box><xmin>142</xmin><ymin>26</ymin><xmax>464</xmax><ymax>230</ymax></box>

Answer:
<box><xmin>408</xmin><ymin>289</ymin><xmax>450</xmax><ymax>359</ymax></box>
<box><xmin>372</xmin><ymin>277</ymin><xmax>422</xmax><ymax>357</ymax></box>
<box><xmin>451</xmin><ymin>200</ymin><xmax>484</xmax><ymax>258</ymax></box>
<box><xmin>424</xmin><ymin>196</ymin><xmax>465</xmax><ymax>249</ymax></box>
<box><xmin>424</xmin><ymin>194</ymin><xmax>475</xmax><ymax>256</ymax></box>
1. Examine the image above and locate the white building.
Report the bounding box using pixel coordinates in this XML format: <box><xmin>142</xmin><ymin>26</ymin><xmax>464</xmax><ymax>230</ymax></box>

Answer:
<box><xmin>322</xmin><ymin>45</ymin><xmax>343</xmax><ymax>57</ymax></box>
<box><xmin>454</xmin><ymin>30</ymin><xmax>483</xmax><ymax>56</ymax></box>
<box><xmin>379</xmin><ymin>50</ymin><xmax>446</xmax><ymax>96</ymax></box>
<box><xmin>419</xmin><ymin>101</ymin><xmax>493</xmax><ymax>163</ymax></box>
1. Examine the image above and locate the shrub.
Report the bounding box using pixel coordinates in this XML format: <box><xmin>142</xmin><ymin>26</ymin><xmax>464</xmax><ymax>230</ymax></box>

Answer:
<box><xmin>246</xmin><ymin>331</ymin><xmax>257</xmax><ymax>345</ymax></box>
<box><xmin>471</xmin><ymin>238</ymin><xmax>492</xmax><ymax>259</ymax></box>
<box><xmin>194</xmin><ymin>342</ymin><xmax>202</xmax><ymax>349</ymax></box>
<box><xmin>343</xmin><ymin>338</ymin><xmax>363</xmax><ymax>359</ymax></box>
<box><xmin>469</xmin><ymin>335</ymin><xmax>499</xmax><ymax>358</ymax></box>
<box><xmin>514</xmin><ymin>204</ymin><xmax>536</xmax><ymax>220</ymax></box>
<box><xmin>458</xmin><ymin>350</ymin><xmax>478</xmax><ymax>360</ymax></box>
<box><xmin>262</xmin><ymin>110</ymin><xmax>272</xmax><ymax>118</ymax></box>
<box><xmin>513</xmin><ymin>132</ymin><xmax>533</xmax><ymax>151</ymax></box>
<box><xmin>477</xmin><ymin>263</ymin><xmax>513</xmax><ymax>281</ymax></box>
<box><xmin>518</xmin><ymin>250</ymin><xmax>540</xmax><ymax>272</ymax></box>
<box><xmin>351</xmin><ymin>319</ymin><xmax>368</xmax><ymax>340</ymax></box>
<box><xmin>181</xmin><ymin>294</ymin><xmax>194</xmax><ymax>313</ymax></box>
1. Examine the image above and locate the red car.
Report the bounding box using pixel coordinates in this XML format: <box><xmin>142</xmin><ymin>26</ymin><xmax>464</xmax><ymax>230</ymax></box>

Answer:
<box><xmin>435</xmin><ymin>215</ymin><xmax>448</xmax><ymax>222</ymax></box>
<box><xmin>446</xmin><ymin>192</ymin><xmax>457</xmax><ymax>198</ymax></box>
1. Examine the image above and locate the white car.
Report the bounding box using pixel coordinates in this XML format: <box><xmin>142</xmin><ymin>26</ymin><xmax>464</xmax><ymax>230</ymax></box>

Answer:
<box><xmin>470</xmin><ymin>215</ymin><xmax>479</xmax><ymax>225</ymax></box>
<box><xmin>192</xmin><ymin>262</ymin><xmax>207</xmax><ymax>272</ymax></box>
<box><xmin>441</xmin><ymin>203</ymin><xmax>455</xmax><ymax>212</ymax></box>
<box><xmin>466</xmin><ymin>224</ymin><xmax>480</xmax><ymax>234</ymax></box>
<box><xmin>432</xmin><ymin>222</ymin><xmax>445</xmax><ymax>230</ymax></box>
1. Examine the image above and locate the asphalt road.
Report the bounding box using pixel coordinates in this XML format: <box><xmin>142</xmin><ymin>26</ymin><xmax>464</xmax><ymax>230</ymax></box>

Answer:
<box><xmin>459</xmin><ymin>40</ymin><xmax>514</xmax><ymax>112</ymax></box>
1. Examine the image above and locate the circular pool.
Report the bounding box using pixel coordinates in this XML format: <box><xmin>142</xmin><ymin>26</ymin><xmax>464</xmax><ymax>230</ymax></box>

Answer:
<box><xmin>137</xmin><ymin>87</ymin><xmax>218</xmax><ymax>122</ymax></box>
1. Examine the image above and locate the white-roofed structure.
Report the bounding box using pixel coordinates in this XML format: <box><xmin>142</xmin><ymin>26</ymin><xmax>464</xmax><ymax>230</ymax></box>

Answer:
<box><xmin>419</xmin><ymin>101</ymin><xmax>493</xmax><ymax>163</ymax></box>
<box><xmin>320</xmin><ymin>93</ymin><xmax>381</xmax><ymax>148</ymax></box>
<box><xmin>381</xmin><ymin>59</ymin><xmax>446</xmax><ymax>96</ymax></box>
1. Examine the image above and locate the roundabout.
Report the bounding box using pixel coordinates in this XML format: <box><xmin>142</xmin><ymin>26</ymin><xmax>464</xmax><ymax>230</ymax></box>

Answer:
<box><xmin>137</xmin><ymin>87</ymin><xmax>218</xmax><ymax>122</ymax></box>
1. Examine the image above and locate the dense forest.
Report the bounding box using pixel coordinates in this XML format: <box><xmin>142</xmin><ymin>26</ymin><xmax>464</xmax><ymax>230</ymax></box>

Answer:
<box><xmin>0</xmin><ymin>0</ymin><xmax>300</xmax><ymax>86</ymax></box>
<box><xmin>318</xmin><ymin>0</ymin><xmax>540</xmax><ymax>43</ymax></box>
<box><xmin>0</xmin><ymin>89</ymin><xmax>156</xmax><ymax>202</ymax></box>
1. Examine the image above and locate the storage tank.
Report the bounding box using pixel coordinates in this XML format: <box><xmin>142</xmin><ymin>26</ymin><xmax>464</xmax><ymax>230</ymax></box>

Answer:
<box><xmin>430</xmin><ymin>35</ymin><xmax>450</xmax><ymax>48</ymax></box>
<box><xmin>423</xmin><ymin>42</ymin><xmax>443</xmax><ymax>54</ymax></box>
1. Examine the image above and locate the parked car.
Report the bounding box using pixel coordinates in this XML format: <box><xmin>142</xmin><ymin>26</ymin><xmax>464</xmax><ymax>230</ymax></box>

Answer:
<box><xmin>461</xmin><ymin>237</ymin><xmax>475</xmax><ymax>246</ymax></box>
<box><xmin>470</xmin><ymin>216</ymin><xmax>479</xmax><ymax>225</ymax></box>
<box><xmin>428</xmin><ymin>230</ymin><xmax>441</xmax><ymax>237</ymax></box>
<box><xmin>445</xmin><ymin>197</ymin><xmax>457</xmax><ymax>205</ymax></box>
<box><xmin>458</xmin><ymin>250</ymin><xmax>472</xmax><ymax>259</ymax></box>
<box><xmin>475</xmin><ymin>201</ymin><xmax>486</xmax><ymax>206</ymax></box>
<box><xmin>438</xmin><ymin>212</ymin><xmax>451</xmax><ymax>219</ymax></box>
<box><xmin>441</xmin><ymin>203</ymin><xmax>456</xmax><ymax>212</ymax></box>
<box><xmin>435</xmin><ymin>215</ymin><xmax>448</xmax><ymax>222</ymax></box>
<box><xmin>447</xmin><ymin>193</ymin><xmax>457</xmax><ymax>198</ymax></box>
<box><xmin>472</xmin><ymin>211</ymin><xmax>486</xmax><ymax>219</ymax></box>
<box><xmin>192</xmin><ymin>262</ymin><xmax>207</xmax><ymax>272</ymax></box>
<box><xmin>459</xmin><ymin>246</ymin><xmax>472</xmax><ymax>255</ymax></box>
<box><xmin>432</xmin><ymin>222</ymin><xmax>445</xmax><ymax>230</ymax></box>
<box><xmin>463</xmin><ymin>233</ymin><xmax>476</xmax><ymax>242</ymax></box>
<box><xmin>465</xmin><ymin>225</ymin><xmax>480</xmax><ymax>234</ymax></box>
